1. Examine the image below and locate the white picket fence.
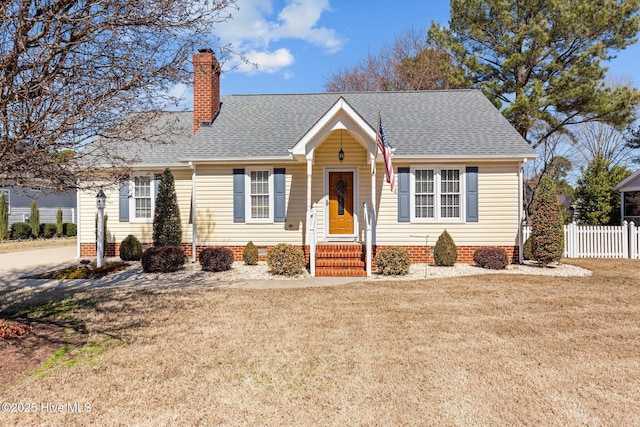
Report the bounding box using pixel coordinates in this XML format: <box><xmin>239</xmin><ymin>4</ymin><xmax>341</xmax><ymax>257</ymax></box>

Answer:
<box><xmin>522</xmin><ymin>221</ymin><xmax>640</xmax><ymax>259</ymax></box>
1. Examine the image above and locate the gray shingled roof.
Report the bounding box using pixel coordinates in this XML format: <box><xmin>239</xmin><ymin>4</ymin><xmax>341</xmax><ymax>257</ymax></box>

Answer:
<box><xmin>123</xmin><ymin>90</ymin><xmax>535</xmax><ymax>165</ymax></box>
<box><xmin>186</xmin><ymin>89</ymin><xmax>535</xmax><ymax>160</ymax></box>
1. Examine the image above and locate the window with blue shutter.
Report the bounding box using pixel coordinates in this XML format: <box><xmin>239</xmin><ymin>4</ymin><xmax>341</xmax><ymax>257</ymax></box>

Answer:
<box><xmin>398</xmin><ymin>167</ymin><xmax>410</xmax><ymax>222</ymax></box>
<box><xmin>274</xmin><ymin>168</ymin><xmax>286</xmax><ymax>223</ymax></box>
<box><xmin>466</xmin><ymin>166</ymin><xmax>479</xmax><ymax>222</ymax></box>
<box><xmin>119</xmin><ymin>179</ymin><xmax>129</xmax><ymax>222</ymax></box>
<box><xmin>233</xmin><ymin>169</ymin><xmax>245</xmax><ymax>223</ymax></box>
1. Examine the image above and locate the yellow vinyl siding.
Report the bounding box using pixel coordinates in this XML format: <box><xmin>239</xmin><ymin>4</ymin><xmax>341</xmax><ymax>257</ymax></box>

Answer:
<box><xmin>79</xmin><ymin>169</ymin><xmax>193</xmax><ymax>245</ymax></box>
<box><xmin>375</xmin><ymin>162</ymin><xmax>520</xmax><ymax>247</ymax></box>
<box><xmin>194</xmin><ymin>165</ymin><xmax>307</xmax><ymax>246</ymax></box>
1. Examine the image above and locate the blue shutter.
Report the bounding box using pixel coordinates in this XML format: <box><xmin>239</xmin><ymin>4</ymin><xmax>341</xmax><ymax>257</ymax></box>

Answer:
<box><xmin>233</xmin><ymin>169</ymin><xmax>245</xmax><ymax>223</ymax></box>
<box><xmin>274</xmin><ymin>168</ymin><xmax>286</xmax><ymax>223</ymax></box>
<box><xmin>119</xmin><ymin>179</ymin><xmax>129</xmax><ymax>222</ymax></box>
<box><xmin>153</xmin><ymin>174</ymin><xmax>161</xmax><ymax>201</ymax></box>
<box><xmin>466</xmin><ymin>166</ymin><xmax>479</xmax><ymax>222</ymax></box>
<box><xmin>398</xmin><ymin>167</ymin><xmax>410</xmax><ymax>223</ymax></box>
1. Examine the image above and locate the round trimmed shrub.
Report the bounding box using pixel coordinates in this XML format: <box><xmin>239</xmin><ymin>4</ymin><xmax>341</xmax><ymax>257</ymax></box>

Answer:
<box><xmin>200</xmin><ymin>247</ymin><xmax>235</xmax><ymax>272</ymax></box>
<box><xmin>120</xmin><ymin>235</ymin><xmax>143</xmax><ymax>261</ymax></box>
<box><xmin>11</xmin><ymin>222</ymin><xmax>32</xmax><ymax>240</ymax></box>
<box><xmin>267</xmin><ymin>243</ymin><xmax>306</xmax><ymax>276</ymax></box>
<box><xmin>243</xmin><ymin>241</ymin><xmax>259</xmax><ymax>265</ymax></box>
<box><xmin>434</xmin><ymin>230</ymin><xmax>457</xmax><ymax>266</ymax></box>
<box><xmin>141</xmin><ymin>245</ymin><xmax>185</xmax><ymax>273</ymax></box>
<box><xmin>473</xmin><ymin>247</ymin><xmax>509</xmax><ymax>270</ymax></box>
<box><xmin>64</xmin><ymin>223</ymin><xmax>77</xmax><ymax>237</ymax></box>
<box><xmin>374</xmin><ymin>246</ymin><xmax>411</xmax><ymax>275</ymax></box>
<box><xmin>41</xmin><ymin>223</ymin><xmax>58</xmax><ymax>239</ymax></box>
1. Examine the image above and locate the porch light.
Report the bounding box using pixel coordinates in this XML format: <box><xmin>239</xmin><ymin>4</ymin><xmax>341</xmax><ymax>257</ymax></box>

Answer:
<box><xmin>338</xmin><ymin>129</ymin><xmax>345</xmax><ymax>163</ymax></box>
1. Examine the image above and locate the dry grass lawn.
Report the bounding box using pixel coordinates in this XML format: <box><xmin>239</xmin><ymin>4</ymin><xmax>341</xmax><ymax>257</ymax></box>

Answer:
<box><xmin>0</xmin><ymin>237</ymin><xmax>76</xmax><ymax>254</ymax></box>
<box><xmin>1</xmin><ymin>259</ymin><xmax>639</xmax><ymax>426</ymax></box>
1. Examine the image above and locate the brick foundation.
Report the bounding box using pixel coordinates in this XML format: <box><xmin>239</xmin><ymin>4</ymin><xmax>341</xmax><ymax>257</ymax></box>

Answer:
<box><xmin>80</xmin><ymin>242</ymin><xmax>519</xmax><ymax>266</ymax></box>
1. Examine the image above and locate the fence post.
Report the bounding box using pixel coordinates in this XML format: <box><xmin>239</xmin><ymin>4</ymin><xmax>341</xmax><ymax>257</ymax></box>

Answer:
<box><xmin>566</xmin><ymin>221</ymin><xmax>576</xmax><ymax>258</ymax></box>
<box><xmin>622</xmin><ymin>221</ymin><xmax>629</xmax><ymax>258</ymax></box>
<box><xmin>631</xmin><ymin>221</ymin><xmax>637</xmax><ymax>259</ymax></box>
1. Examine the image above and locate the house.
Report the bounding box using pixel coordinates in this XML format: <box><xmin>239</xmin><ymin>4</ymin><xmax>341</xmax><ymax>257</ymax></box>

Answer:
<box><xmin>77</xmin><ymin>49</ymin><xmax>536</xmax><ymax>276</ymax></box>
<box><xmin>0</xmin><ymin>181</ymin><xmax>76</xmax><ymax>229</ymax></box>
<box><xmin>615</xmin><ymin>169</ymin><xmax>640</xmax><ymax>224</ymax></box>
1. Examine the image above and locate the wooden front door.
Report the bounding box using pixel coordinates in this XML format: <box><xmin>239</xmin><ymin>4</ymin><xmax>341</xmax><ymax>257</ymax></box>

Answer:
<box><xmin>329</xmin><ymin>171</ymin><xmax>354</xmax><ymax>235</ymax></box>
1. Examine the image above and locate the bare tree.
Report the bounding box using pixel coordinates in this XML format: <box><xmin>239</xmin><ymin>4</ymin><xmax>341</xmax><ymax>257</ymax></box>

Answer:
<box><xmin>324</xmin><ymin>28</ymin><xmax>465</xmax><ymax>92</ymax></box>
<box><xmin>572</xmin><ymin>121</ymin><xmax>639</xmax><ymax>167</ymax></box>
<box><xmin>0</xmin><ymin>0</ymin><xmax>236</xmax><ymax>190</ymax></box>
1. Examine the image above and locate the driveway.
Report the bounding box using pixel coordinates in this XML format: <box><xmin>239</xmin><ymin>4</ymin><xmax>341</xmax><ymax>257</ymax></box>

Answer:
<box><xmin>0</xmin><ymin>245</ymin><xmax>78</xmax><ymax>284</ymax></box>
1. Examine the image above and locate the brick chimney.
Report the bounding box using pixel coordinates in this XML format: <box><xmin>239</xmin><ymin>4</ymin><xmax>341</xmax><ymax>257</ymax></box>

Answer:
<box><xmin>193</xmin><ymin>48</ymin><xmax>221</xmax><ymax>133</ymax></box>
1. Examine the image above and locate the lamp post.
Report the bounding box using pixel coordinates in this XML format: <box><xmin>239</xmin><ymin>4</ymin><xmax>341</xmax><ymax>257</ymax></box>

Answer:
<box><xmin>96</xmin><ymin>190</ymin><xmax>106</xmax><ymax>268</ymax></box>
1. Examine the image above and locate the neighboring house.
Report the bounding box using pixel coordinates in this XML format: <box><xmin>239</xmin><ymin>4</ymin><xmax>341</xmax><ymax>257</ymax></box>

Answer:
<box><xmin>78</xmin><ymin>49</ymin><xmax>536</xmax><ymax>276</ymax></box>
<box><xmin>615</xmin><ymin>169</ymin><xmax>640</xmax><ymax>224</ymax></box>
<box><xmin>0</xmin><ymin>183</ymin><xmax>76</xmax><ymax>228</ymax></box>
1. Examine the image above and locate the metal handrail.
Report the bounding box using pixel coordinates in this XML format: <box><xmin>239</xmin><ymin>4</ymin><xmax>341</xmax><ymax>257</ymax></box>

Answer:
<box><xmin>308</xmin><ymin>206</ymin><xmax>317</xmax><ymax>276</ymax></box>
<box><xmin>363</xmin><ymin>201</ymin><xmax>372</xmax><ymax>276</ymax></box>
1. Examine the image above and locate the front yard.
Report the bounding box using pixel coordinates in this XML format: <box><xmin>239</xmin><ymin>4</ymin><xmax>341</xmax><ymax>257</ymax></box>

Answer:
<box><xmin>1</xmin><ymin>259</ymin><xmax>639</xmax><ymax>426</ymax></box>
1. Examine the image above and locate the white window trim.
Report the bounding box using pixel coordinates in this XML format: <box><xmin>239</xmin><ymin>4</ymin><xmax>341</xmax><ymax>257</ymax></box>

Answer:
<box><xmin>129</xmin><ymin>175</ymin><xmax>155</xmax><ymax>223</ymax></box>
<box><xmin>410</xmin><ymin>165</ymin><xmax>466</xmax><ymax>223</ymax></box>
<box><xmin>245</xmin><ymin>167</ymin><xmax>274</xmax><ymax>223</ymax></box>
<box><xmin>0</xmin><ymin>189</ymin><xmax>9</xmax><ymax>214</ymax></box>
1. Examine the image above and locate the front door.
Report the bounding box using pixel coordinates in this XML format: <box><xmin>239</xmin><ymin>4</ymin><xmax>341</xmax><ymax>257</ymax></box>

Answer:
<box><xmin>328</xmin><ymin>171</ymin><xmax>354</xmax><ymax>235</ymax></box>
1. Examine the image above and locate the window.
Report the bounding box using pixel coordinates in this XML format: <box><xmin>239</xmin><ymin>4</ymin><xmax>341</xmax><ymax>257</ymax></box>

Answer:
<box><xmin>0</xmin><ymin>189</ymin><xmax>9</xmax><ymax>214</ymax></box>
<box><xmin>411</xmin><ymin>167</ymin><xmax>464</xmax><ymax>221</ymax></box>
<box><xmin>245</xmin><ymin>168</ymin><xmax>273</xmax><ymax>222</ymax></box>
<box><xmin>131</xmin><ymin>176</ymin><xmax>154</xmax><ymax>222</ymax></box>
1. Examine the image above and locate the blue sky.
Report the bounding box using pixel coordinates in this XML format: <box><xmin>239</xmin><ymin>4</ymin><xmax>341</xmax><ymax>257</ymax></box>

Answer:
<box><xmin>173</xmin><ymin>0</ymin><xmax>640</xmax><ymax>102</ymax></box>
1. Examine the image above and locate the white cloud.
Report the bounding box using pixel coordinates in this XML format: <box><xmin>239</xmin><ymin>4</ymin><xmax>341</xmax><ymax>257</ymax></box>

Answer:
<box><xmin>216</xmin><ymin>0</ymin><xmax>344</xmax><ymax>75</ymax></box>
<box><xmin>238</xmin><ymin>48</ymin><xmax>295</xmax><ymax>74</ymax></box>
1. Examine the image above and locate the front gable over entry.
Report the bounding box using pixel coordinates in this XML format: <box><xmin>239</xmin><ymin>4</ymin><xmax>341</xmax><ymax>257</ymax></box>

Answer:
<box><xmin>289</xmin><ymin>97</ymin><xmax>377</xmax><ymax>163</ymax></box>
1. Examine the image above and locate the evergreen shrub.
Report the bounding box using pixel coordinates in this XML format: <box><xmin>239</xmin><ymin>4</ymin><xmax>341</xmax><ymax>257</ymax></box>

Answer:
<box><xmin>374</xmin><ymin>246</ymin><xmax>411</xmax><ymax>275</ymax></box>
<box><xmin>141</xmin><ymin>246</ymin><xmax>185</xmax><ymax>273</ymax></box>
<box><xmin>473</xmin><ymin>247</ymin><xmax>509</xmax><ymax>270</ymax></box>
<box><xmin>11</xmin><ymin>222</ymin><xmax>32</xmax><ymax>240</ymax></box>
<box><xmin>29</xmin><ymin>201</ymin><xmax>40</xmax><ymax>238</ymax></box>
<box><xmin>153</xmin><ymin>168</ymin><xmax>182</xmax><ymax>246</ymax></box>
<box><xmin>243</xmin><ymin>241</ymin><xmax>259</xmax><ymax>265</ymax></box>
<box><xmin>120</xmin><ymin>235</ymin><xmax>143</xmax><ymax>261</ymax></box>
<box><xmin>531</xmin><ymin>176</ymin><xmax>564</xmax><ymax>265</ymax></box>
<box><xmin>41</xmin><ymin>223</ymin><xmax>57</xmax><ymax>239</ymax></box>
<box><xmin>199</xmin><ymin>247</ymin><xmax>235</xmax><ymax>272</ymax></box>
<box><xmin>56</xmin><ymin>207</ymin><xmax>64</xmax><ymax>236</ymax></box>
<box><xmin>433</xmin><ymin>230</ymin><xmax>457</xmax><ymax>266</ymax></box>
<box><xmin>64</xmin><ymin>223</ymin><xmax>77</xmax><ymax>237</ymax></box>
<box><xmin>523</xmin><ymin>236</ymin><xmax>532</xmax><ymax>261</ymax></box>
<box><xmin>267</xmin><ymin>244</ymin><xmax>305</xmax><ymax>276</ymax></box>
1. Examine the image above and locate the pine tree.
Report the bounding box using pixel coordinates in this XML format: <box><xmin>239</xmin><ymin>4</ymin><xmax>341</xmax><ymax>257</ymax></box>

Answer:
<box><xmin>575</xmin><ymin>157</ymin><xmax>631</xmax><ymax>225</ymax></box>
<box><xmin>153</xmin><ymin>168</ymin><xmax>182</xmax><ymax>246</ymax></box>
<box><xmin>531</xmin><ymin>176</ymin><xmax>564</xmax><ymax>266</ymax></box>
<box><xmin>0</xmin><ymin>192</ymin><xmax>8</xmax><ymax>240</ymax></box>
<box><xmin>29</xmin><ymin>200</ymin><xmax>40</xmax><ymax>238</ymax></box>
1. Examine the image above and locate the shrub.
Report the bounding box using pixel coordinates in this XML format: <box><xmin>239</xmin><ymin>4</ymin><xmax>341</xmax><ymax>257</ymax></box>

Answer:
<box><xmin>41</xmin><ymin>223</ymin><xmax>57</xmax><ymax>239</ymax></box>
<box><xmin>433</xmin><ymin>230</ymin><xmax>457</xmax><ymax>266</ymax></box>
<box><xmin>0</xmin><ymin>192</ymin><xmax>8</xmax><ymax>240</ymax></box>
<box><xmin>120</xmin><ymin>235</ymin><xmax>143</xmax><ymax>261</ymax></box>
<box><xmin>141</xmin><ymin>246</ymin><xmax>186</xmax><ymax>273</ymax></box>
<box><xmin>64</xmin><ymin>223</ymin><xmax>77</xmax><ymax>237</ymax></box>
<box><xmin>267</xmin><ymin>244</ymin><xmax>306</xmax><ymax>276</ymax></box>
<box><xmin>374</xmin><ymin>246</ymin><xmax>411</xmax><ymax>275</ymax></box>
<box><xmin>243</xmin><ymin>241</ymin><xmax>259</xmax><ymax>265</ymax></box>
<box><xmin>473</xmin><ymin>247</ymin><xmax>509</xmax><ymax>270</ymax></box>
<box><xmin>531</xmin><ymin>176</ymin><xmax>564</xmax><ymax>265</ymax></box>
<box><xmin>523</xmin><ymin>236</ymin><xmax>533</xmax><ymax>261</ymax></box>
<box><xmin>29</xmin><ymin>200</ymin><xmax>40</xmax><ymax>238</ymax></box>
<box><xmin>153</xmin><ymin>168</ymin><xmax>182</xmax><ymax>246</ymax></box>
<box><xmin>200</xmin><ymin>247</ymin><xmax>235</xmax><ymax>272</ymax></box>
<box><xmin>56</xmin><ymin>207</ymin><xmax>63</xmax><ymax>236</ymax></box>
<box><xmin>11</xmin><ymin>222</ymin><xmax>32</xmax><ymax>240</ymax></box>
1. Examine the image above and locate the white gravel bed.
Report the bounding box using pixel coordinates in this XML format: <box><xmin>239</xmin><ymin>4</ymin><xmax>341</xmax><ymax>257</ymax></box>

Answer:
<box><xmin>111</xmin><ymin>259</ymin><xmax>591</xmax><ymax>283</ymax></box>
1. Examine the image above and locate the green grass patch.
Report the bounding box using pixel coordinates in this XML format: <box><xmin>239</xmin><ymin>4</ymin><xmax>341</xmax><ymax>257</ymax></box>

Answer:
<box><xmin>32</xmin><ymin>340</ymin><xmax>107</xmax><ymax>378</ymax></box>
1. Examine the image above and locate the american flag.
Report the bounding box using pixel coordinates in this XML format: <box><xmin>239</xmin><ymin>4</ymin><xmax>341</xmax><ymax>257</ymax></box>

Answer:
<box><xmin>377</xmin><ymin>112</ymin><xmax>395</xmax><ymax>193</ymax></box>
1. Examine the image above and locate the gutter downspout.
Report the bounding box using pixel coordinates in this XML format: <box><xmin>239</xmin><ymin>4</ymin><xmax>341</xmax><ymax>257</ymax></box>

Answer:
<box><xmin>190</xmin><ymin>162</ymin><xmax>197</xmax><ymax>263</ymax></box>
<box><xmin>518</xmin><ymin>158</ymin><xmax>527</xmax><ymax>264</ymax></box>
